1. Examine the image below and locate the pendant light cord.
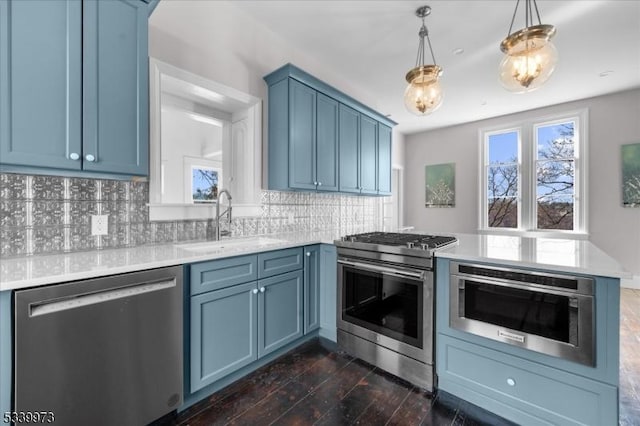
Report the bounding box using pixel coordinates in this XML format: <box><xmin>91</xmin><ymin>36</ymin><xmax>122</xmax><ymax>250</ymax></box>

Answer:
<box><xmin>414</xmin><ymin>16</ymin><xmax>438</xmax><ymax>68</ymax></box>
<box><xmin>507</xmin><ymin>0</ymin><xmax>544</xmax><ymax>37</ymax></box>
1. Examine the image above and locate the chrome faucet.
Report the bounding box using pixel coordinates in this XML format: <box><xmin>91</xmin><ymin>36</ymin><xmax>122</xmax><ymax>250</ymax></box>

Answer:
<box><xmin>215</xmin><ymin>189</ymin><xmax>233</xmax><ymax>240</ymax></box>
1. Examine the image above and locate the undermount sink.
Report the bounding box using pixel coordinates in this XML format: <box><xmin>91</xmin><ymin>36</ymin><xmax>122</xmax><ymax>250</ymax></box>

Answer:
<box><xmin>174</xmin><ymin>237</ymin><xmax>288</xmax><ymax>253</ymax></box>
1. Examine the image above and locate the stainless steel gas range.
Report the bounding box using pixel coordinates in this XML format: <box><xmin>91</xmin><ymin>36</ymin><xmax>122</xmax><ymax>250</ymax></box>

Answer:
<box><xmin>334</xmin><ymin>232</ymin><xmax>457</xmax><ymax>392</ymax></box>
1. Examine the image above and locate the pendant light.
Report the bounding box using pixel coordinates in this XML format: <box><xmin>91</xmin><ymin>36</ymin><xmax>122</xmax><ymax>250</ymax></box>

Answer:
<box><xmin>499</xmin><ymin>0</ymin><xmax>557</xmax><ymax>93</ymax></box>
<box><xmin>404</xmin><ymin>5</ymin><xmax>443</xmax><ymax>116</ymax></box>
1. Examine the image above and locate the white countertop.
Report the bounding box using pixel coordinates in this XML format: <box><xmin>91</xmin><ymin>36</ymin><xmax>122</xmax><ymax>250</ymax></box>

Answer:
<box><xmin>0</xmin><ymin>230</ymin><xmax>341</xmax><ymax>291</ymax></box>
<box><xmin>1</xmin><ymin>230</ymin><xmax>630</xmax><ymax>291</ymax></box>
<box><xmin>434</xmin><ymin>233</ymin><xmax>631</xmax><ymax>279</ymax></box>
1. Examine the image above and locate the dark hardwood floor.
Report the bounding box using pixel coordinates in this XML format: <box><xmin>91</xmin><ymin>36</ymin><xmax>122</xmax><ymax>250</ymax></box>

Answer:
<box><xmin>166</xmin><ymin>289</ymin><xmax>640</xmax><ymax>426</ymax></box>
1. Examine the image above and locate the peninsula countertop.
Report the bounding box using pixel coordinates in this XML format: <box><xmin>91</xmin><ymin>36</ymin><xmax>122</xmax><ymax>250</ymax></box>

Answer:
<box><xmin>433</xmin><ymin>233</ymin><xmax>631</xmax><ymax>279</ymax></box>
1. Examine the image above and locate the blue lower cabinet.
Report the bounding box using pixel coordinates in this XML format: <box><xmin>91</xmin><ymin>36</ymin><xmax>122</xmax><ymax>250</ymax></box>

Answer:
<box><xmin>190</xmin><ymin>282</ymin><xmax>258</xmax><ymax>393</ymax></box>
<box><xmin>258</xmin><ymin>247</ymin><xmax>303</xmax><ymax>279</ymax></box>
<box><xmin>258</xmin><ymin>270</ymin><xmax>304</xmax><ymax>357</ymax></box>
<box><xmin>435</xmin><ymin>257</ymin><xmax>620</xmax><ymax>426</ymax></box>
<box><xmin>303</xmin><ymin>245</ymin><xmax>321</xmax><ymax>334</ymax></box>
<box><xmin>188</xmin><ymin>248</ymin><xmax>306</xmax><ymax>394</ymax></box>
<box><xmin>318</xmin><ymin>245</ymin><xmax>338</xmax><ymax>342</ymax></box>
<box><xmin>438</xmin><ymin>334</ymin><xmax>618</xmax><ymax>426</ymax></box>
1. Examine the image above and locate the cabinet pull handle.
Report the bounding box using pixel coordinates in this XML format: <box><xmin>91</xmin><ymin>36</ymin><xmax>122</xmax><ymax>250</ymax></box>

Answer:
<box><xmin>69</xmin><ymin>152</ymin><xmax>80</xmax><ymax>161</ymax></box>
<box><xmin>506</xmin><ymin>378</ymin><xmax>516</xmax><ymax>387</ymax></box>
<box><xmin>252</xmin><ymin>289</ymin><xmax>258</xmax><ymax>295</ymax></box>
<box><xmin>259</xmin><ymin>287</ymin><xmax>266</xmax><ymax>293</ymax></box>
<box><xmin>85</xmin><ymin>154</ymin><xmax>96</xmax><ymax>162</ymax></box>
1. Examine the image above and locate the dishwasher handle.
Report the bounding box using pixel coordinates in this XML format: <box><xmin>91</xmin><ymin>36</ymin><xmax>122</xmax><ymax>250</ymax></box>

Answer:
<box><xmin>29</xmin><ymin>279</ymin><xmax>176</xmax><ymax>317</ymax></box>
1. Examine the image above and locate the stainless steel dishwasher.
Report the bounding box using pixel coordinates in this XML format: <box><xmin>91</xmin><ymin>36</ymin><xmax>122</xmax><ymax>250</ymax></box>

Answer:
<box><xmin>14</xmin><ymin>266</ymin><xmax>183</xmax><ymax>426</ymax></box>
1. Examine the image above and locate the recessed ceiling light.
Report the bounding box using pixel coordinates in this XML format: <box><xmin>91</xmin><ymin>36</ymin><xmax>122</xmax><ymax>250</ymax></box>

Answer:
<box><xmin>599</xmin><ymin>70</ymin><xmax>614</xmax><ymax>77</ymax></box>
<box><xmin>452</xmin><ymin>48</ymin><xmax>465</xmax><ymax>55</ymax></box>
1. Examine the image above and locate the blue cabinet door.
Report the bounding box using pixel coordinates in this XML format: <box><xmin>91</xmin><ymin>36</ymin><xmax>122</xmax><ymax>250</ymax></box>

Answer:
<box><xmin>288</xmin><ymin>79</ymin><xmax>316</xmax><ymax>190</ymax></box>
<box><xmin>303</xmin><ymin>245</ymin><xmax>321</xmax><ymax>334</ymax></box>
<box><xmin>83</xmin><ymin>0</ymin><xmax>149</xmax><ymax>176</ymax></box>
<box><xmin>316</xmin><ymin>93</ymin><xmax>339</xmax><ymax>192</ymax></box>
<box><xmin>360</xmin><ymin>115</ymin><xmax>378</xmax><ymax>195</ymax></box>
<box><xmin>338</xmin><ymin>104</ymin><xmax>360</xmax><ymax>193</ymax></box>
<box><xmin>0</xmin><ymin>0</ymin><xmax>82</xmax><ymax>170</ymax></box>
<box><xmin>377</xmin><ymin>124</ymin><xmax>392</xmax><ymax>195</ymax></box>
<box><xmin>258</xmin><ymin>270</ymin><xmax>304</xmax><ymax>357</ymax></box>
<box><xmin>319</xmin><ymin>244</ymin><xmax>338</xmax><ymax>342</ymax></box>
<box><xmin>190</xmin><ymin>282</ymin><xmax>258</xmax><ymax>393</ymax></box>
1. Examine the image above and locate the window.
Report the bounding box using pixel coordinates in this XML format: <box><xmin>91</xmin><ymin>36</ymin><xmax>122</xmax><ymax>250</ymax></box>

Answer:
<box><xmin>480</xmin><ymin>110</ymin><xmax>587</xmax><ymax>235</ymax></box>
<box><xmin>191</xmin><ymin>165</ymin><xmax>221</xmax><ymax>203</ymax></box>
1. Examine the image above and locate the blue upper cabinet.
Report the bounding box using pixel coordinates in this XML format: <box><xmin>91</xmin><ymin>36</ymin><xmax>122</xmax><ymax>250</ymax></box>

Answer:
<box><xmin>0</xmin><ymin>0</ymin><xmax>82</xmax><ymax>170</ymax></box>
<box><xmin>0</xmin><ymin>0</ymin><xmax>149</xmax><ymax>177</ymax></box>
<box><xmin>316</xmin><ymin>93</ymin><xmax>339</xmax><ymax>191</ymax></box>
<box><xmin>377</xmin><ymin>124</ymin><xmax>392</xmax><ymax>195</ymax></box>
<box><xmin>359</xmin><ymin>115</ymin><xmax>377</xmax><ymax>195</ymax></box>
<box><xmin>288</xmin><ymin>79</ymin><xmax>317</xmax><ymax>190</ymax></box>
<box><xmin>83</xmin><ymin>0</ymin><xmax>149</xmax><ymax>176</ymax></box>
<box><xmin>338</xmin><ymin>104</ymin><xmax>360</xmax><ymax>194</ymax></box>
<box><xmin>265</xmin><ymin>64</ymin><xmax>395</xmax><ymax>196</ymax></box>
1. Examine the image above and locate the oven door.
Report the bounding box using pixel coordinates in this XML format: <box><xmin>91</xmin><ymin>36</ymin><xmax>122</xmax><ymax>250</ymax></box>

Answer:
<box><xmin>450</xmin><ymin>274</ymin><xmax>594</xmax><ymax>366</ymax></box>
<box><xmin>337</xmin><ymin>258</ymin><xmax>433</xmax><ymax>364</ymax></box>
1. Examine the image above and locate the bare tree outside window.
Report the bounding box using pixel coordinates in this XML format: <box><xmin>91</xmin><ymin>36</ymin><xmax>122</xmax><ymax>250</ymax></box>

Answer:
<box><xmin>483</xmin><ymin>113</ymin><xmax>585</xmax><ymax>233</ymax></box>
<box><xmin>486</xmin><ymin>131</ymin><xmax>519</xmax><ymax>228</ymax></box>
<box><xmin>536</xmin><ymin>122</ymin><xmax>575</xmax><ymax>230</ymax></box>
<box><xmin>192</xmin><ymin>168</ymin><xmax>219</xmax><ymax>203</ymax></box>
<box><xmin>488</xmin><ymin>163</ymin><xmax>518</xmax><ymax>227</ymax></box>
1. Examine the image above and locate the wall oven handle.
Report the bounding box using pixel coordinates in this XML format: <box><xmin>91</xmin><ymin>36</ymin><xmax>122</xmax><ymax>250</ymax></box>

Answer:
<box><xmin>337</xmin><ymin>259</ymin><xmax>426</xmax><ymax>280</ymax></box>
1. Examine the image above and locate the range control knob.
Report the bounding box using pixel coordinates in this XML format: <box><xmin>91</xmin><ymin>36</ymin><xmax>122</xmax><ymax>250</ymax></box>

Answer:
<box><xmin>421</xmin><ymin>243</ymin><xmax>430</xmax><ymax>250</ymax></box>
<box><xmin>350</xmin><ymin>237</ymin><xmax>357</xmax><ymax>242</ymax></box>
<box><xmin>406</xmin><ymin>242</ymin><xmax>414</xmax><ymax>249</ymax></box>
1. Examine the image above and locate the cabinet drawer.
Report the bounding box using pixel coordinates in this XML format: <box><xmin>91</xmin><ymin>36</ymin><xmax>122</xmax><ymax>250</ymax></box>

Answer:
<box><xmin>190</xmin><ymin>255</ymin><xmax>258</xmax><ymax>295</ymax></box>
<box><xmin>258</xmin><ymin>248</ymin><xmax>303</xmax><ymax>279</ymax></box>
<box><xmin>438</xmin><ymin>335</ymin><xmax>617</xmax><ymax>426</ymax></box>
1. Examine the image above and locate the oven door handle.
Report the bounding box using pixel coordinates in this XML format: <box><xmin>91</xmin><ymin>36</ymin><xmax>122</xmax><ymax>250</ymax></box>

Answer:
<box><xmin>338</xmin><ymin>259</ymin><xmax>426</xmax><ymax>280</ymax></box>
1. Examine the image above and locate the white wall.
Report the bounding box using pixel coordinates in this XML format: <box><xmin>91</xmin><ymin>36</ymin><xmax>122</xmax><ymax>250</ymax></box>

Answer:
<box><xmin>404</xmin><ymin>89</ymin><xmax>640</xmax><ymax>276</ymax></box>
<box><xmin>149</xmin><ymin>1</ymin><xmax>375</xmax><ymax>115</ymax></box>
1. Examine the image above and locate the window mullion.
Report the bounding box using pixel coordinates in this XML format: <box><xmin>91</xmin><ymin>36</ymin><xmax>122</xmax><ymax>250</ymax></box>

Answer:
<box><xmin>520</xmin><ymin>124</ymin><xmax>533</xmax><ymax>231</ymax></box>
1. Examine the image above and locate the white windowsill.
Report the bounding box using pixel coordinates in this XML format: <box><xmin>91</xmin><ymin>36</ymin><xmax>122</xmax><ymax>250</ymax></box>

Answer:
<box><xmin>477</xmin><ymin>228</ymin><xmax>589</xmax><ymax>240</ymax></box>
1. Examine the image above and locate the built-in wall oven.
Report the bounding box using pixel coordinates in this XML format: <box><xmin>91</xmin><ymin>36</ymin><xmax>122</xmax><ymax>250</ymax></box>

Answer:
<box><xmin>449</xmin><ymin>261</ymin><xmax>595</xmax><ymax>366</ymax></box>
<box><xmin>335</xmin><ymin>232</ymin><xmax>458</xmax><ymax>392</ymax></box>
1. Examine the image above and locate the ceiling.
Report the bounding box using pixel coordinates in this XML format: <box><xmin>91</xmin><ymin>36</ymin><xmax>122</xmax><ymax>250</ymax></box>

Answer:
<box><xmin>232</xmin><ymin>1</ymin><xmax>640</xmax><ymax>134</ymax></box>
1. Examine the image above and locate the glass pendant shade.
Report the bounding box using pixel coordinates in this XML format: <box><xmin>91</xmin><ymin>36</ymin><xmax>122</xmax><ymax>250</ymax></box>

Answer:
<box><xmin>499</xmin><ymin>24</ymin><xmax>557</xmax><ymax>93</ymax></box>
<box><xmin>404</xmin><ymin>65</ymin><xmax>443</xmax><ymax>115</ymax></box>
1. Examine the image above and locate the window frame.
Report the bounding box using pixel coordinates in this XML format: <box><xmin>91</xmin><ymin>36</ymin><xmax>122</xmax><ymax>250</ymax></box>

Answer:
<box><xmin>479</xmin><ymin>109</ymin><xmax>588</xmax><ymax>237</ymax></box>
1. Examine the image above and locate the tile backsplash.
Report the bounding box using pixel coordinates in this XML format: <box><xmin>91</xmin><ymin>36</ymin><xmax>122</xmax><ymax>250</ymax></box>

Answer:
<box><xmin>0</xmin><ymin>173</ymin><xmax>384</xmax><ymax>257</ymax></box>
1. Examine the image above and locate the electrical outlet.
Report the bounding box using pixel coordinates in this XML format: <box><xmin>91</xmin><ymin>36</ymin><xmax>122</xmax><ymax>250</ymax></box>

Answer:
<box><xmin>91</xmin><ymin>214</ymin><xmax>108</xmax><ymax>236</ymax></box>
<box><xmin>287</xmin><ymin>212</ymin><xmax>295</xmax><ymax>224</ymax></box>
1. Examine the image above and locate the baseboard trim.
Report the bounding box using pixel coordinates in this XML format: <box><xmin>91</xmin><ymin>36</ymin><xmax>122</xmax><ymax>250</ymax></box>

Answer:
<box><xmin>621</xmin><ymin>275</ymin><xmax>640</xmax><ymax>289</ymax></box>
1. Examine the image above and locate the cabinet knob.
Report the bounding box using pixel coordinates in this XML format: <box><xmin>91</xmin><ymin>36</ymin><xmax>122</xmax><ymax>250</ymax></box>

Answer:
<box><xmin>313</xmin><ymin>181</ymin><xmax>318</xmax><ymax>186</ymax></box>
<box><xmin>252</xmin><ymin>289</ymin><xmax>258</xmax><ymax>295</ymax></box>
<box><xmin>69</xmin><ymin>152</ymin><xmax>80</xmax><ymax>161</ymax></box>
<box><xmin>259</xmin><ymin>287</ymin><xmax>266</xmax><ymax>293</ymax></box>
<box><xmin>85</xmin><ymin>154</ymin><xmax>96</xmax><ymax>162</ymax></box>
<box><xmin>318</xmin><ymin>182</ymin><xmax>322</xmax><ymax>186</ymax></box>
<box><xmin>306</xmin><ymin>252</ymin><xmax>311</xmax><ymax>257</ymax></box>
<box><xmin>506</xmin><ymin>378</ymin><xmax>516</xmax><ymax>387</ymax></box>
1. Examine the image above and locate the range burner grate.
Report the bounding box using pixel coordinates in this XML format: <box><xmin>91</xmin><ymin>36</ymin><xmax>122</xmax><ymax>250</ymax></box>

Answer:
<box><xmin>343</xmin><ymin>232</ymin><xmax>457</xmax><ymax>249</ymax></box>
